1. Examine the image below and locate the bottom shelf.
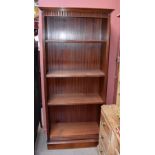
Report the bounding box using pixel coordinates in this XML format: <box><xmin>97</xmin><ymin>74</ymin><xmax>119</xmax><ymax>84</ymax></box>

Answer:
<box><xmin>49</xmin><ymin>122</ymin><xmax>99</xmax><ymax>141</ymax></box>
<box><xmin>47</xmin><ymin>139</ymin><xmax>98</xmax><ymax>149</ymax></box>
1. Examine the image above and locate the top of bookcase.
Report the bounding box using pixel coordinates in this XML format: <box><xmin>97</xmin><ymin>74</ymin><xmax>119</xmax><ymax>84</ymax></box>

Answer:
<box><xmin>39</xmin><ymin>7</ymin><xmax>113</xmax><ymax>14</ymax></box>
<box><xmin>38</xmin><ymin>0</ymin><xmax>114</xmax><ymax>12</ymax></box>
<box><xmin>39</xmin><ymin>8</ymin><xmax>113</xmax><ymax>19</ymax></box>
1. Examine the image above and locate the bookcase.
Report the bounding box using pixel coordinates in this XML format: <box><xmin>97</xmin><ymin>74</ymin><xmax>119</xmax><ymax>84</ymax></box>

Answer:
<box><xmin>39</xmin><ymin>7</ymin><xmax>113</xmax><ymax>149</ymax></box>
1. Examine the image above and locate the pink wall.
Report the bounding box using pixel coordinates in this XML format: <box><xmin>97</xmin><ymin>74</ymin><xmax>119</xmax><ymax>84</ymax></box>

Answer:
<box><xmin>39</xmin><ymin>0</ymin><xmax>120</xmax><ymax>104</ymax></box>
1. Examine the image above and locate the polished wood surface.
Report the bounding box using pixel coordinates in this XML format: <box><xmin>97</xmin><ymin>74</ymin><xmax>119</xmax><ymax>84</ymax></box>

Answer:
<box><xmin>39</xmin><ymin>10</ymin><xmax>49</xmax><ymax>136</ymax></box>
<box><xmin>50</xmin><ymin>122</ymin><xmax>99</xmax><ymax>141</ymax></box>
<box><xmin>47</xmin><ymin>77</ymin><xmax>103</xmax><ymax>98</ymax></box>
<box><xmin>43</xmin><ymin>8</ymin><xmax>113</xmax><ymax>18</ymax></box>
<box><xmin>48</xmin><ymin>94</ymin><xmax>104</xmax><ymax>106</ymax></box>
<box><xmin>45</xmin><ymin>40</ymin><xmax>106</xmax><ymax>43</ymax></box>
<box><xmin>39</xmin><ymin>7</ymin><xmax>112</xmax><ymax>149</ymax></box>
<box><xmin>45</xmin><ymin>17</ymin><xmax>108</xmax><ymax>41</ymax></box>
<box><xmin>47</xmin><ymin>139</ymin><xmax>98</xmax><ymax>149</ymax></box>
<box><xmin>49</xmin><ymin>105</ymin><xmax>100</xmax><ymax>123</ymax></box>
<box><xmin>45</xmin><ymin>42</ymin><xmax>104</xmax><ymax>72</ymax></box>
<box><xmin>46</xmin><ymin>70</ymin><xmax>105</xmax><ymax>78</ymax></box>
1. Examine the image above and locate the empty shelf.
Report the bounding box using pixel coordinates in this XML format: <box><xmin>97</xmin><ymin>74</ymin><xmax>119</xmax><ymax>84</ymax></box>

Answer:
<box><xmin>46</xmin><ymin>70</ymin><xmax>105</xmax><ymax>78</ymax></box>
<box><xmin>45</xmin><ymin>39</ymin><xmax>106</xmax><ymax>43</ymax></box>
<box><xmin>48</xmin><ymin>94</ymin><xmax>104</xmax><ymax>106</ymax></box>
<box><xmin>50</xmin><ymin>122</ymin><xmax>99</xmax><ymax>141</ymax></box>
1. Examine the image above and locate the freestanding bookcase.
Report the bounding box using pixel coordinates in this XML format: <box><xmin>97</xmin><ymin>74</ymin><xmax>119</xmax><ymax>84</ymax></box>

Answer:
<box><xmin>39</xmin><ymin>7</ymin><xmax>113</xmax><ymax>149</ymax></box>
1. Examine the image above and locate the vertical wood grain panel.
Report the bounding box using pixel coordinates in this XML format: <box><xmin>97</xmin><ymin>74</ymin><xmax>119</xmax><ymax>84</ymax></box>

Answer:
<box><xmin>100</xmin><ymin>16</ymin><xmax>111</xmax><ymax>102</ymax></box>
<box><xmin>49</xmin><ymin>105</ymin><xmax>100</xmax><ymax>123</ymax></box>
<box><xmin>39</xmin><ymin>10</ymin><xmax>49</xmax><ymax>136</ymax></box>
<box><xmin>47</xmin><ymin>77</ymin><xmax>102</xmax><ymax>98</ymax></box>
<box><xmin>46</xmin><ymin>43</ymin><xmax>102</xmax><ymax>73</ymax></box>
<box><xmin>45</xmin><ymin>17</ymin><xmax>106</xmax><ymax>41</ymax></box>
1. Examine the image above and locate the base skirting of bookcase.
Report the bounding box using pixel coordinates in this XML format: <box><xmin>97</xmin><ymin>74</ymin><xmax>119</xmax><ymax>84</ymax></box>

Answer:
<box><xmin>47</xmin><ymin>139</ymin><xmax>98</xmax><ymax>149</ymax></box>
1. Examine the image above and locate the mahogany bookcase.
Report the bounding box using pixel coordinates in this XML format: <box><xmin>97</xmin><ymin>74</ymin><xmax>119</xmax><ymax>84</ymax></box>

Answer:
<box><xmin>39</xmin><ymin>7</ymin><xmax>113</xmax><ymax>149</ymax></box>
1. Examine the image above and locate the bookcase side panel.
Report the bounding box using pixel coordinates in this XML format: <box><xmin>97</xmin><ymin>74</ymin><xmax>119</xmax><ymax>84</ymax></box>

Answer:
<box><xmin>39</xmin><ymin>9</ymin><xmax>49</xmax><ymax>137</ymax></box>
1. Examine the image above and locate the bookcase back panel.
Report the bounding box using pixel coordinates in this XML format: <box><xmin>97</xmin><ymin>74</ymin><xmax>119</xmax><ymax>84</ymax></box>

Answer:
<box><xmin>46</xmin><ymin>43</ymin><xmax>103</xmax><ymax>72</ymax></box>
<box><xmin>45</xmin><ymin>17</ymin><xmax>107</xmax><ymax>41</ymax></box>
<box><xmin>49</xmin><ymin>105</ymin><xmax>100</xmax><ymax>123</ymax></box>
<box><xmin>47</xmin><ymin>77</ymin><xmax>101</xmax><ymax>97</ymax></box>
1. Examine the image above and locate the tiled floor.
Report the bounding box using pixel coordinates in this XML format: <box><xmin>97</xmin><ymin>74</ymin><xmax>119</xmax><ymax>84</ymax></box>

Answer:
<box><xmin>35</xmin><ymin>127</ymin><xmax>98</xmax><ymax>155</ymax></box>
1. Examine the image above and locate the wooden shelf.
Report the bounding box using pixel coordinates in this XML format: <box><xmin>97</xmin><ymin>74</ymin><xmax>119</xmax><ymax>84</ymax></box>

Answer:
<box><xmin>48</xmin><ymin>94</ymin><xmax>104</xmax><ymax>106</ymax></box>
<box><xmin>45</xmin><ymin>39</ymin><xmax>106</xmax><ymax>43</ymax></box>
<box><xmin>49</xmin><ymin>122</ymin><xmax>99</xmax><ymax>141</ymax></box>
<box><xmin>47</xmin><ymin>139</ymin><xmax>98</xmax><ymax>149</ymax></box>
<box><xmin>46</xmin><ymin>70</ymin><xmax>105</xmax><ymax>78</ymax></box>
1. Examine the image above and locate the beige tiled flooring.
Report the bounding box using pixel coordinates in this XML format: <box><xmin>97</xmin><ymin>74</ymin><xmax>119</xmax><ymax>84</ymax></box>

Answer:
<box><xmin>35</xmin><ymin>127</ymin><xmax>98</xmax><ymax>155</ymax></box>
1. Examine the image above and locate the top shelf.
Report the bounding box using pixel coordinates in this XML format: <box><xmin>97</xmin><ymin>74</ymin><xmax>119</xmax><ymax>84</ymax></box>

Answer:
<box><xmin>45</xmin><ymin>40</ymin><xmax>106</xmax><ymax>43</ymax></box>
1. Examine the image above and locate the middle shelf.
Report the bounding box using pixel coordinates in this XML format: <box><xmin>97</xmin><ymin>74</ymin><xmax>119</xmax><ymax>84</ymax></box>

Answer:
<box><xmin>48</xmin><ymin>94</ymin><xmax>104</xmax><ymax>106</ymax></box>
<box><xmin>46</xmin><ymin>70</ymin><xmax>105</xmax><ymax>78</ymax></box>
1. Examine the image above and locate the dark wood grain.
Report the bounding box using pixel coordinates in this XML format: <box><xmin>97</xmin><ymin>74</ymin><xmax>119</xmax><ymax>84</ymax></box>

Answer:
<box><xmin>101</xmin><ymin>16</ymin><xmax>111</xmax><ymax>102</ymax></box>
<box><xmin>45</xmin><ymin>40</ymin><xmax>106</xmax><ymax>43</ymax></box>
<box><xmin>47</xmin><ymin>77</ymin><xmax>103</xmax><ymax>99</ymax></box>
<box><xmin>47</xmin><ymin>139</ymin><xmax>98</xmax><ymax>149</ymax></box>
<box><xmin>46</xmin><ymin>70</ymin><xmax>105</xmax><ymax>78</ymax></box>
<box><xmin>45</xmin><ymin>42</ymin><xmax>103</xmax><ymax>73</ymax></box>
<box><xmin>45</xmin><ymin>17</ymin><xmax>108</xmax><ymax>41</ymax></box>
<box><xmin>48</xmin><ymin>94</ymin><xmax>104</xmax><ymax>106</ymax></box>
<box><xmin>39</xmin><ymin>10</ymin><xmax>49</xmax><ymax>136</ymax></box>
<box><xmin>39</xmin><ymin>7</ymin><xmax>112</xmax><ymax>149</ymax></box>
<box><xmin>49</xmin><ymin>105</ymin><xmax>100</xmax><ymax>123</ymax></box>
<box><xmin>49</xmin><ymin>122</ymin><xmax>99</xmax><ymax>141</ymax></box>
<box><xmin>42</xmin><ymin>8</ymin><xmax>113</xmax><ymax>18</ymax></box>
